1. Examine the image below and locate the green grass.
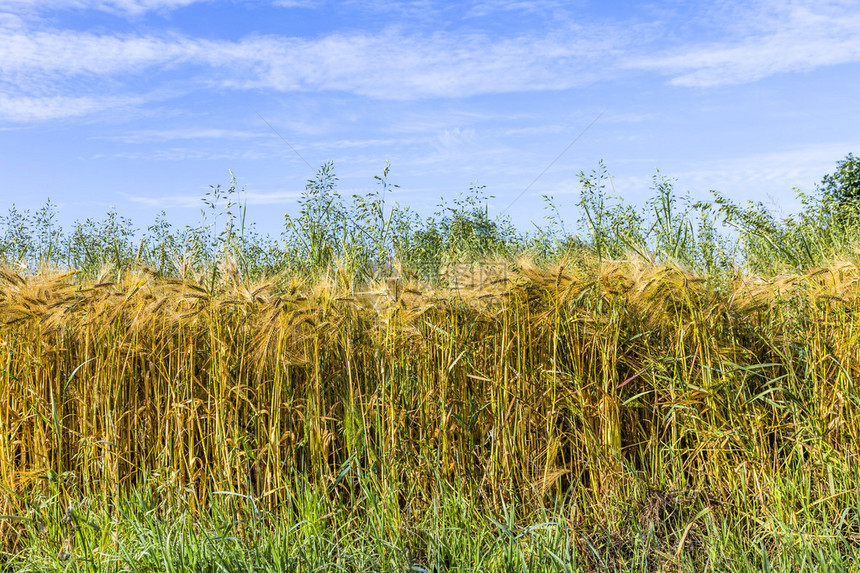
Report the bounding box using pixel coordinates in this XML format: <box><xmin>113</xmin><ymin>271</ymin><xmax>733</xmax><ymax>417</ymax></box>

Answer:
<box><xmin>5</xmin><ymin>472</ymin><xmax>860</xmax><ymax>572</ymax></box>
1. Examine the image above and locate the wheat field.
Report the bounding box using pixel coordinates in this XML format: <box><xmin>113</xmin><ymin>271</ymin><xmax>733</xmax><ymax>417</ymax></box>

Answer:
<box><xmin>3</xmin><ymin>254</ymin><xmax>860</xmax><ymax>570</ymax></box>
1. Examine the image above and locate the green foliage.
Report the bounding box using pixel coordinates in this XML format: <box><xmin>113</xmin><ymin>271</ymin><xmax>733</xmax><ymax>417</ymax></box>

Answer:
<box><xmin>352</xmin><ymin>160</ymin><xmax>399</xmax><ymax>275</ymax></box>
<box><xmin>282</xmin><ymin>160</ymin><xmax>346</xmax><ymax>276</ymax></box>
<box><xmin>2</xmin><ymin>156</ymin><xmax>860</xmax><ymax>283</ymax></box>
<box><xmin>576</xmin><ymin>160</ymin><xmax>641</xmax><ymax>261</ymax></box>
<box><xmin>436</xmin><ymin>183</ymin><xmax>520</xmax><ymax>260</ymax></box>
<box><xmin>67</xmin><ymin>207</ymin><xmax>137</xmax><ymax>273</ymax></box>
<box><xmin>819</xmin><ymin>152</ymin><xmax>860</xmax><ymax>206</ymax></box>
<box><xmin>708</xmin><ymin>185</ymin><xmax>860</xmax><ymax>273</ymax></box>
<box><xmin>570</xmin><ymin>163</ymin><xmax>733</xmax><ymax>275</ymax></box>
<box><xmin>646</xmin><ymin>171</ymin><xmax>694</xmax><ymax>262</ymax></box>
<box><xmin>280</xmin><ymin>163</ymin><xmax>521</xmax><ymax>284</ymax></box>
<box><xmin>0</xmin><ymin>204</ymin><xmax>32</xmax><ymax>267</ymax></box>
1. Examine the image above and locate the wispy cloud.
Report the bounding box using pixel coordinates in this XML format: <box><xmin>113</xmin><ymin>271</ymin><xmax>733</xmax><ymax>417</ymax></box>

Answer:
<box><xmin>103</xmin><ymin>128</ymin><xmax>266</xmax><ymax>144</ymax></box>
<box><xmin>2</xmin><ymin>0</ymin><xmax>858</xmax><ymax>126</ymax></box>
<box><xmin>0</xmin><ymin>0</ymin><xmax>206</xmax><ymax>16</ymax></box>
<box><xmin>628</xmin><ymin>0</ymin><xmax>860</xmax><ymax>86</ymax></box>
<box><xmin>672</xmin><ymin>144</ymin><xmax>850</xmax><ymax>194</ymax></box>
<box><xmin>305</xmin><ymin>136</ymin><xmax>424</xmax><ymax>150</ymax></box>
<box><xmin>105</xmin><ymin>146</ymin><xmax>280</xmax><ymax>161</ymax></box>
<box><xmin>465</xmin><ymin>0</ymin><xmax>569</xmax><ymax>18</ymax></box>
<box><xmin>567</xmin><ymin>143</ymin><xmax>854</xmax><ymax>218</ymax></box>
<box><xmin>0</xmin><ymin>28</ymin><xmax>203</xmax><ymax>78</ymax></box>
<box><xmin>0</xmin><ymin>93</ymin><xmax>149</xmax><ymax>121</ymax></box>
<box><xmin>0</xmin><ymin>16</ymin><xmax>622</xmax><ymax>120</ymax></box>
<box><xmin>220</xmin><ymin>29</ymin><xmax>620</xmax><ymax>99</ymax></box>
<box><xmin>126</xmin><ymin>189</ymin><xmax>302</xmax><ymax>208</ymax></box>
<box><xmin>271</xmin><ymin>0</ymin><xmax>320</xmax><ymax>8</ymax></box>
<box><xmin>123</xmin><ymin>192</ymin><xmax>211</xmax><ymax>209</ymax></box>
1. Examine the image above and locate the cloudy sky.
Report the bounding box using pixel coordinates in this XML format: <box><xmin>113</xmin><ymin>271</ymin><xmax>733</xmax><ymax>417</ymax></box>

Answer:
<box><xmin>1</xmin><ymin>0</ymin><xmax>858</xmax><ymax>235</ymax></box>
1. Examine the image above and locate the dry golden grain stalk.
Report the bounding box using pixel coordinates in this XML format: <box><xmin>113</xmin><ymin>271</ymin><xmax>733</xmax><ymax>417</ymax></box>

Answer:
<box><xmin>1</xmin><ymin>259</ymin><xmax>859</xmax><ymax>548</ymax></box>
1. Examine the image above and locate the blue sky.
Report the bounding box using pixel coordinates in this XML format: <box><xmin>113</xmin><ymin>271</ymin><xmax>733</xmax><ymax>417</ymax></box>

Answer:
<box><xmin>1</xmin><ymin>0</ymin><xmax>859</xmax><ymax>236</ymax></box>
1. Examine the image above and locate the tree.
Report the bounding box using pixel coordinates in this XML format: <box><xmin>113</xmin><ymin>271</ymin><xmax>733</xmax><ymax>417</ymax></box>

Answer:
<box><xmin>820</xmin><ymin>153</ymin><xmax>860</xmax><ymax>205</ymax></box>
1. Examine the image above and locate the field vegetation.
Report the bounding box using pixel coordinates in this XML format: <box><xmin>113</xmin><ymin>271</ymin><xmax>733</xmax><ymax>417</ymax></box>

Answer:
<box><xmin>2</xmin><ymin>157</ymin><xmax>860</xmax><ymax>571</ymax></box>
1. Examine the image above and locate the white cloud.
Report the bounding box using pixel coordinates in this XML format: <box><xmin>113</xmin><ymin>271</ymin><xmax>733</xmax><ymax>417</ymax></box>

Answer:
<box><xmin>436</xmin><ymin>127</ymin><xmax>477</xmax><ymax>148</ymax></box>
<box><xmin>0</xmin><ymin>0</ymin><xmax>206</xmax><ymax>16</ymax></box>
<box><xmin>0</xmin><ymin>29</ymin><xmax>202</xmax><ymax>78</ymax></box>
<box><xmin>2</xmin><ymin>0</ymin><xmax>859</xmax><ymax>126</ymax></box>
<box><xmin>271</xmin><ymin>0</ymin><xmax>322</xmax><ymax>7</ymax></box>
<box><xmin>465</xmin><ymin>0</ymin><xmax>569</xmax><ymax>18</ymax></box>
<box><xmin>218</xmin><ymin>30</ymin><xmax>619</xmax><ymax>99</ymax></box>
<box><xmin>123</xmin><ymin>192</ymin><xmax>206</xmax><ymax>208</ymax></box>
<box><xmin>126</xmin><ymin>189</ymin><xmax>301</xmax><ymax>208</ymax></box>
<box><xmin>239</xmin><ymin>190</ymin><xmax>304</xmax><ymax>205</ymax></box>
<box><xmin>0</xmin><ymin>17</ymin><xmax>621</xmax><ymax>110</ymax></box>
<box><xmin>0</xmin><ymin>92</ymin><xmax>147</xmax><ymax>121</ymax></box>
<box><xmin>305</xmin><ymin>136</ymin><xmax>423</xmax><ymax>150</ymax></box>
<box><xmin>672</xmin><ymin>144</ymin><xmax>851</xmax><ymax>196</ymax></box>
<box><xmin>533</xmin><ymin>143</ymin><xmax>854</xmax><ymax>206</ymax></box>
<box><xmin>628</xmin><ymin>0</ymin><xmax>860</xmax><ymax>86</ymax></box>
<box><xmin>107</xmin><ymin>146</ymin><xmax>279</xmax><ymax>161</ymax></box>
<box><xmin>104</xmin><ymin>128</ymin><xmax>265</xmax><ymax>144</ymax></box>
